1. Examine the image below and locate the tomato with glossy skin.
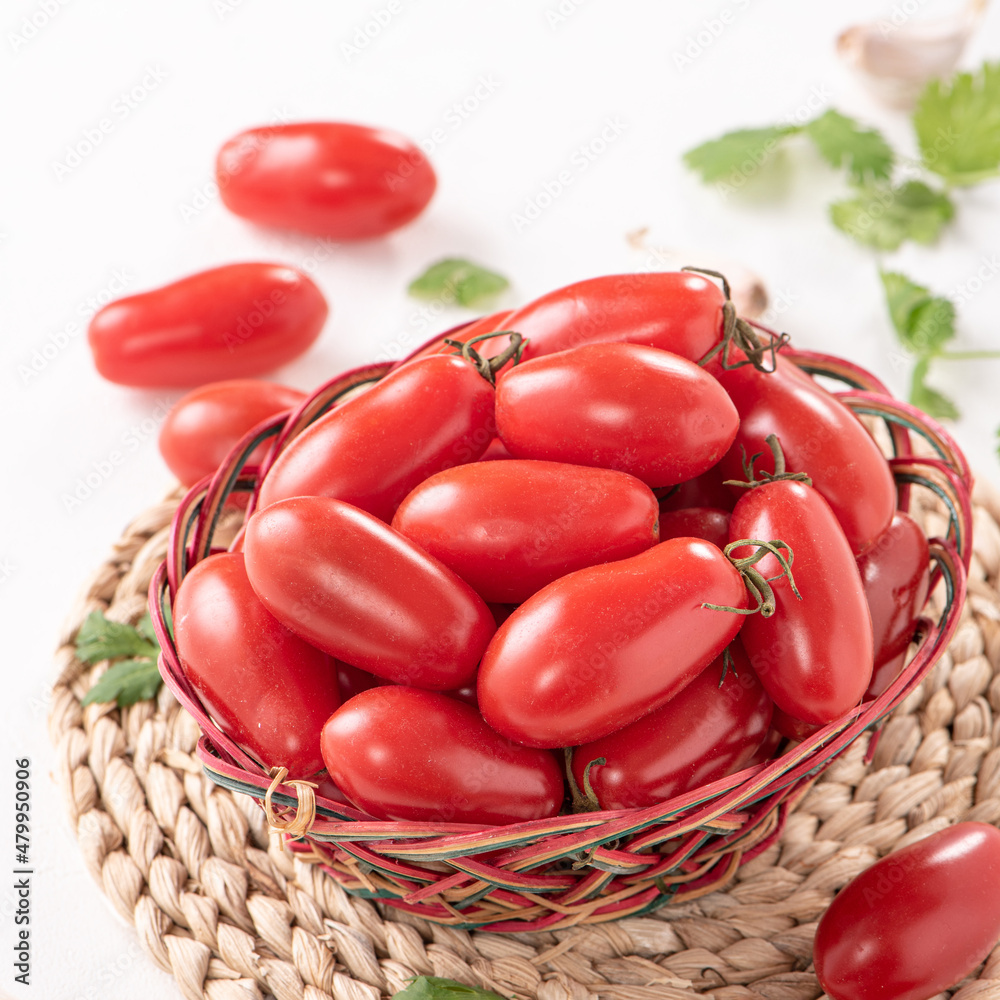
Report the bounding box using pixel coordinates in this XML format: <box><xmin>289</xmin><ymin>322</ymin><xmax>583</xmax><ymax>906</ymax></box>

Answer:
<box><xmin>321</xmin><ymin>687</ymin><xmax>564</xmax><ymax>824</ymax></box>
<box><xmin>658</xmin><ymin>507</ymin><xmax>730</xmax><ymax>549</ymax></box>
<box><xmin>414</xmin><ymin>272</ymin><xmax>725</xmax><ymax>370</ymax></box>
<box><xmin>814</xmin><ymin>822</ymin><xmax>1000</xmax><ymax>1000</ymax></box>
<box><xmin>659</xmin><ymin>468</ymin><xmax>736</xmax><ymax>513</ymax></box>
<box><xmin>716</xmin><ymin>354</ymin><xmax>895</xmax><ymax>554</ymax></box>
<box><xmin>336</xmin><ymin>661</ymin><xmax>384</xmax><ymax>701</ymax></box>
<box><xmin>858</xmin><ymin>511</ymin><xmax>930</xmax><ymax>699</ymax></box>
<box><xmin>244</xmin><ymin>497</ymin><xmax>495</xmax><ymax>689</ymax></box>
<box><xmin>173</xmin><ymin>552</ymin><xmax>338</xmax><ymax>776</ymax></box>
<box><xmin>496</xmin><ymin>343</ymin><xmax>739</xmax><ymax>488</ymax></box>
<box><xmin>392</xmin><ymin>460</ymin><xmax>660</xmax><ymax>603</ymax></box>
<box><xmin>159</xmin><ymin>379</ymin><xmax>306</xmax><ymax>486</ymax></box>
<box><xmin>88</xmin><ymin>263</ymin><xmax>328</xmax><ymax>387</ymax></box>
<box><xmin>478</xmin><ymin>537</ymin><xmax>749</xmax><ymax>748</ymax></box>
<box><xmin>259</xmin><ymin>354</ymin><xmax>496</xmax><ymax>522</ymax></box>
<box><xmin>217</xmin><ymin>122</ymin><xmax>436</xmax><ymax>239</ymax></box>
<box><xmin>731</xmin><ymin>481</ymin><xmax>874</xmax><ymax>725</ymax></box>
<box><xmin>572</xmin><ymin>642</ymin><xmax>772</xmax><ymax>809</ymax></box>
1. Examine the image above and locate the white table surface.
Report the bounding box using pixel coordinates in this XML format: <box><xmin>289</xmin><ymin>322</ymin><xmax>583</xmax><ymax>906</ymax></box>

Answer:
<box><xmin>2</xmin><ymin>1</ymin><xmax>999</xmax><ymax>996</ymax></box>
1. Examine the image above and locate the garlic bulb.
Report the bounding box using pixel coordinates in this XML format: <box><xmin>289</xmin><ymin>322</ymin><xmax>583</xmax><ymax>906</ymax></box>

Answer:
<box><xmin>837</xmin><ymin>0</ymin><xmax>988</xmax><ymax>109</ymax></box>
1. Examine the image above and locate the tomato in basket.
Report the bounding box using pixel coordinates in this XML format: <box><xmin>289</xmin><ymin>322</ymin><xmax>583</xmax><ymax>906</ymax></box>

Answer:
<box><xmin>258</xmin><ymin>350</ymin><xmax>504</xmax><ymax>522</ymax></box>
<box><xmin>495</xmin><ymin>343</ymin><xmax>739</xmax><ymax>487</ymax></box>
<box><xmin>244</xmin><ymin>496</ymin><xmax>495</xmax><ymax>689</ymax></box>
<box><xmin>321</xmin><ymin>686</ymin><xmax>564</xmax><ymax>824</ymax></box>
<box><xmin>391</xmin><ymin>460</ymin><xmax>660</xmax><ymax>603</ymax></box>
<box><xmin>478</xmin><ymin>537</ymin><xmax>751</xmax><ymax>748</ymax></box>
<box><xmin>173</xmin><ymin>552</ymin><xmax>339</xmax><ymax>776</ymax></box>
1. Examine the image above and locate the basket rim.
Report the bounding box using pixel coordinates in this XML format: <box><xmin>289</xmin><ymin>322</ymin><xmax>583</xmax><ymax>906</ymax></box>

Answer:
<box><xmin>145</xmin><ymin>326</ymin><xmax>974</xmax><ymax>892</ymax></box>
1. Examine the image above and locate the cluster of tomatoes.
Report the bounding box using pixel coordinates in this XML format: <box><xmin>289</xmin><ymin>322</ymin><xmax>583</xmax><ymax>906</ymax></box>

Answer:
<box><xmin>164</xmin><ymin>268</ymin><xmax>933</xmax><ymax>829</ymax></box>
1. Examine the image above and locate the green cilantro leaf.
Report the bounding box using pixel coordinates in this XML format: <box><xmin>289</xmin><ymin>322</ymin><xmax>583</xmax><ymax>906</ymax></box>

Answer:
<box><xmin>80</xmin><ymin>659</ymin><xmax>163</xmax><ymax>708</ymax></box>
<box><xmin>910</xmin><ymin>357</ymin><xmax>960</xmax><ymax>420</ymax></box>
<box><xmin>682</xmin><ymin>125</ymin><xmax>800</xmax><ymax>182</ymax></box>
<box><xmin>392</xmin><ymin>978</ymin><xmax>509</xmax><ymax>1000</ymax></box>
<box><xmin>805</xmin><ymin>110</ymin><xmax>895</xmax><ymax>184</ymax></box>
<box><xmin>408</xmin><ymin>259</ymin><xmax>510</xmax><ymax>308</ymax></box>
<box><xmin>915</xmin><ymin>62</ymin><xmax>1000</xmax><ymax>186</ymax></box>
<box><xmin>880</xmin><ymin>271</ymin><xmax>956</xmax><ymax>356</ymax></box>
<box><xmin>829</xmin><ymin>181</ymin><xmax>954</xmax><ymax>250</ymax></box>
<box><xmin>75</xmin><ymin>611</ymin><xmax>159</xmax><ymax>664</ymax></box>
<box><xmin>76</xmin><ymin>609</ymin><xmax>163</xmax><ymax>708</ymax></box>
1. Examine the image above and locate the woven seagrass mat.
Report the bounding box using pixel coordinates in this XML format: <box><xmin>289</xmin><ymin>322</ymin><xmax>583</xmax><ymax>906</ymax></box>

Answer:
<box><xmin>49</xmin><ymin>480</ymin><xmax>1000</xmax><ymax>1000</ymax></box>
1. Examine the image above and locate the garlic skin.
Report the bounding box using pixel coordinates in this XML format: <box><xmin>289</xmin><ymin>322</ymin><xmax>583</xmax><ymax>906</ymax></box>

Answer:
<box><xmin>837</xmin><ymin>0</ymin><xmax>988</xmax><ymax>110</ymax></box>
<box><xmin>626</xmin><ymin>231</ymin><xmax>769</xmax><ymax>319</ymax></box>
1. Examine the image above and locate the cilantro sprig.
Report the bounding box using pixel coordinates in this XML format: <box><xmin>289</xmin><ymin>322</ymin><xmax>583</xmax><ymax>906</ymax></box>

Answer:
<box><xmin>391</xmin><ymin>977</ymin><xmax>509</xmax><ymax>1000</ymax></box>
<box><xmin>408</xmin><ymin>258</ymin><xmax>510</xmax><ymax>309</ymax></box>
<box><xmin>77</xmin><ymin>609</ymin><xmax>164</xmax><ymax>708</ymax></box>
<box><xmin>915</xmin><ymin>63</ymin><xmax>1000</xmax><ymax>187</ymax></box>
<box><xmin>683</xmin><ymin>61</ymin><xmax>1000</xmax><ymax>449</ymax></box>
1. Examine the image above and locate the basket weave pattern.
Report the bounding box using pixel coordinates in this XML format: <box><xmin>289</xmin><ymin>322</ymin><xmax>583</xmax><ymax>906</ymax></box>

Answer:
<box><xmin>50</xmin><ymin>478</ymin><xmax>1000</xmax><ymax>999</ymax></box>
<box><xmin>146</xmin><ymin>349</ymin><xmax>973</xmax><ymax>931</ymax></box>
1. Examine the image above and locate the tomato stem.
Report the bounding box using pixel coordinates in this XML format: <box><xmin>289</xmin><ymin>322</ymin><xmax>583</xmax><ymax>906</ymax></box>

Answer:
<box><xmin>443</xmin><ymin>330</ymin><xmax>526</xmax><ymax>384</ymax></box>
<box><xmin>724</xmin><ymin>434</ymin><xmax>813</xmax><ymax>490</ymax></box>
<box><xmin>563</xmin><ymin>748</ymin><xmax>605</xmax><ymax>813</ymax></box>
<box><xmin>704</xmin><ymin>538</ymin><xmax>802</xmax><ymax>618</ymax></box>
<box><xmin>718</xmin><ymin>646</ymin><xmax>739</xmax><ymax>687</ymax></box>
<box><xmin>683</xmin><ymin>265</ymin><xmax>790</xmax><ymax>373</ymax></box>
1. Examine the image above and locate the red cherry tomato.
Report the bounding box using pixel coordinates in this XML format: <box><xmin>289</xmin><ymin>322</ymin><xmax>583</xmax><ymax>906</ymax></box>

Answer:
<box><xmin>858</xmin><ymin>511</ymin><xmax>931</xmax><ymax>699</ymax></box>
<box><xmin>573</xmin><ymin>642</ymin><xmax>772</xmax><ymax>810</ymax></box>
<box><xmin>415</xmin><ymin>272</ymin><xmax>725</xmax><ymax>370</ymax></box>
<box><xmin>814</xmin><ymin>822</ymin><xmax>1000</xmax><ymax>1000</ymax></box>
<box><xmin>173</xmin><ymin>552</ymin><xmax>338</xmax><ymax>776</ymax></box>
<box><xmin>244</xmin><ymin>497</ymin><xmax>495</xmax><ymax>689</ymax></box>
<box><xmin>259</xmin><ymin>354</ymin><xmax>496</xmax><ymax>522</ymax></box>
<box><xmin>731</xmin><ymin>481</ymin><xmax>874</xmax><ymax>725</ymax></box>
<box><xmin>392</xmin><ymin>460</ymin><xmax>660</xmax><ymax>603</ymax></box>
<box><xmin>659</xmin><ymin>468</ymin><xmax>736</xmax><ymax>513</ymax></box>
<box><xmin>496</xmin><ymin>344</ymin><xmax>739</xmax><ymax>488</ymax></box>
<box><xmin>478</xmin><ymin>537</ymin><xmax>749</xmax><ymax>748</ymax></box>
<box><xmin>159</xmin><ymin>379</ymin><xmax>305</xmax><ymax>486</ymax></box>
<box><xmin>321</xmin><ymin>687</ymin><xmax>564</xmax><ymax>824</ymax></box>
<box><xmin>88</xmin><ymin>263</ymin><xmax>328</xmax><ymax>387</ymax></box>
<box><xmin>716</xmin><ymin>355</ymin><xmax>895</xmax><ymax>554</ymax></box>
<box><xmin>217</xmin><ymin>122</ymin><xmax>436</xmax><ymax>239</ymax></box>
<box><xmin>658</xmin><ymin>507</ymin><xmax>731</xmax><ymax>549</ymax></box>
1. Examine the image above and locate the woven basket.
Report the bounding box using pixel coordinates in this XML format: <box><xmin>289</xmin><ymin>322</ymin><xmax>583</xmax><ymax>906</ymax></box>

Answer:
<box><xmin>147</xmin><ymin>341</ymin><xmax>973</xmax><ymax>932</ymax></box>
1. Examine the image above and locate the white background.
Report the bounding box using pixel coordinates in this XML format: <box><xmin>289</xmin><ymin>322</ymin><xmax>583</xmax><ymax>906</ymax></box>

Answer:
<box><xmin>1</xmin><ymin>1</ymin><xmax>999</xmax><ymax>997</ymax></box>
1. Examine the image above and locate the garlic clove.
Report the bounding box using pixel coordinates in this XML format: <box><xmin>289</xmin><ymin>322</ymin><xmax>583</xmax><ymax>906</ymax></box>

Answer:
<box><xmin>837</xmin><ymin>0</ymin><xmax>988</xmax><ymax>109</ymax></box>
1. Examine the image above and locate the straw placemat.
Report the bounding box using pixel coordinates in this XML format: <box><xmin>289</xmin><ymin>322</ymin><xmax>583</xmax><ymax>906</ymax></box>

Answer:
<box><xmin>50</xmin><ymin>481</ymin><xmax>1000</xmax><ymax>1000</ymax></box>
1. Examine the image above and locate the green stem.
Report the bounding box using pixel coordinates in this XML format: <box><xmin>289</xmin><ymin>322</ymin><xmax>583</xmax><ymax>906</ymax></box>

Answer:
<box><xmin>937</xmin><ymin>350</ymin><xmax>1000</xmax><ymax>361</ymax></box>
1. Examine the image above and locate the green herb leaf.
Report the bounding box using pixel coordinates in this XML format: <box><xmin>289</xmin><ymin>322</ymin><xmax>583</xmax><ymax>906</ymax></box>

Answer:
<box><xmin>829</xmin><ymin>180</ymin><xmax>954</xmax><ymax>250</ymax></box>
<box><xmin>915</xmin><ymin>62</ymin><xmax>1000</xmax><ymax>186</ymax></box>
<box><xmin>75</xmin><ymin>611</ymin><xmax>160</xmax><ymax>664</ymax></box>
<box><xmin>805</xmin><ymin>110</ymin><xmax>895</xmax><ymax>184</ymax></box>
<box><xmin>910</xmin><ymin>357</ymin><xmax>960</xmax><ymax>420</ymax></box>
<box><xmin>80</xmin><ymin>658</ymin><xmax>163</xmax><ymax>708</ymax></box>
<box><xmin>391</xmin><ymin>978</ymin><xmax>510</xmax><ymax>1000</ymax></box>
<box><xmin>408</xmin><ymin>259</ymin><xmax>510</xmax><ymax>308</ymax></box>
<box><xmin>682</xmin><ymin>125</ymin><xmax>800</xmax><ymax>182</ymax></box>
<box><xmin>880</xmin><ymin>271</ymin><xmax>956</xmax><ymax>356</ymax></box>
